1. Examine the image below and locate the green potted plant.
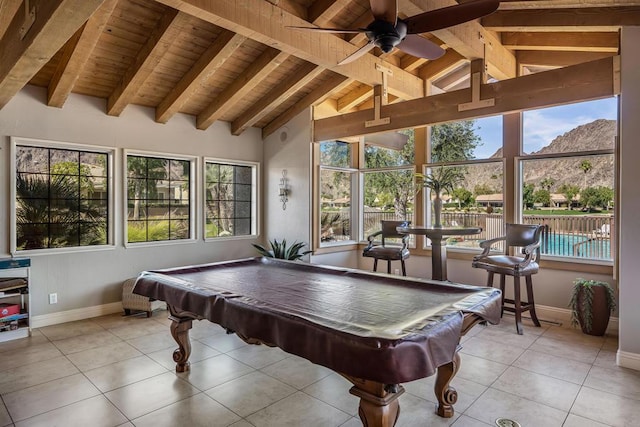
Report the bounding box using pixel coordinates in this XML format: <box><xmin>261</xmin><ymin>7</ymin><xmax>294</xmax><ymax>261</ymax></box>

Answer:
<box><xmin>416</xmin><ymin>167</ymin><xmax>464</xmax><ymax>227</ymax></box>
<box><xmin>252</xmin><ymin>239</ymin><xmax>312</xmax><ymax>260</ymax></box>
<box><xmin>569</xmin><ymin>278</ymin><xmax>616</xmax><ymax>336</ymax></box>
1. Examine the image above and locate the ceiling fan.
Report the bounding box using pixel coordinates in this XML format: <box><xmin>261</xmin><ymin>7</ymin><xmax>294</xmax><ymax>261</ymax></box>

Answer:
<box><xmin>289</xmin><ymin>0</ymin><xmax>500</xmax><ymax>65</ymax></box>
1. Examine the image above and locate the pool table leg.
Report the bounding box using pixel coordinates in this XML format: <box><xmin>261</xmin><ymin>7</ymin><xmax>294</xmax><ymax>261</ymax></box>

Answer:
<box><xmin>343</xmin><ymin>376</ymin><xmax>404</xmax><ymax>427</ymax></box>
<box><xmin>168</xmin><ymin>308</ymin><xmax>194</xmax><ymax>373</ymax></box>
<box><xmin>434</xmin><ymin>351</ymin><xmax>460</xmax><ymax>418</ymax></box>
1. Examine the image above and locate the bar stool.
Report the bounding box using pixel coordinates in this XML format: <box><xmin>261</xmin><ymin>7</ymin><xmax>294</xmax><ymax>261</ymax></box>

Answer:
<box><xmin>472</xmin><ymin>223</ymin><xmax>543</xmax><ymax>334</ymax></box>
<box><xmin>363</xmin><ymin>220</ymin><xmax>410</xmax><ymax>276</ymax></box>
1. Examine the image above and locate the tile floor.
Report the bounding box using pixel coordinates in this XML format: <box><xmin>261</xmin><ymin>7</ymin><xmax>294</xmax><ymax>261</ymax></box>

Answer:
<box><xmin>0</xmin><ymin>309</ymin><xmax>638</xmax><ymax>427</ymax></box>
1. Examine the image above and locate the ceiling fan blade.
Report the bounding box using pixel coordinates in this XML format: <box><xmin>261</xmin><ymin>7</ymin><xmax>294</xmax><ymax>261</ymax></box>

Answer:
<box><xmin>338</xmin><ymin>41</ymin><xmax>375</xmax><ymax>65</ymax></box>
<box><xmin>398</xmin><ymin>34</ymin><xmax>445</xmax><ymax>60</ymax></box>
<box><xmin>405</xmin><ymin>0</ymin><xmax>500</xmax><ymax>34</ymax></box>
<box><xmin>287</xmin><ymin>26</ymin><xmax>366</xmax><ymax>34</ymax></box>
<box><xmin>370</xmin><ymin>0</ymin><xmax>397</xmax><ymax>25</ymax></box>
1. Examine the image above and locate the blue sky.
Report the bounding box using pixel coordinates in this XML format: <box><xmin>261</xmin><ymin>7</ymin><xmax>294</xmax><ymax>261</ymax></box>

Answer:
<box><xmin>472</xmin><ymin>97</ymin><xmax>618</xmax><ymax>158</ymax></box>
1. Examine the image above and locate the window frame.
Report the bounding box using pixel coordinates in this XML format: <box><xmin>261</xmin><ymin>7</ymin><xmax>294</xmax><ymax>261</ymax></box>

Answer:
<box><xmin>10</xmin><ymin>137</ymin><xmax>115</xmax><ymax>255</ymax></box>
<box><xmin>123</xmin><ymin>149</ymin><xmax>197</xmax><ymax>248</ymax></box>
<box><xmin>203</xmin><ymin>157</ymin><xmax>260</xmax><ymax>241</ymax></box>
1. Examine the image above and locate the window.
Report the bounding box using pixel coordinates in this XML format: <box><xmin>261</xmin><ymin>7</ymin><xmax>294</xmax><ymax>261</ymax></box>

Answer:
<box><xmin>519</xmin><ymin>98</ymin><xmax>616</xmax><ymax>262</ymax></box>
<box><xmin>13</xmin><ymin>139</ymin><xmax>111</xmax><ymax>252</ymax></box>
<box><xmin>126</xmin><ymin>153</ymin><xmax>194</xmax><ymax>244</ymax></box>
<box><xmin>204</xmin><ymin>160</ymin><xmax>258</xmax><ymax>238</ymax></box>
<box><xmin>319</xmin><ymin>141</ymin><xmax>355</xmax><ymax>244</ymax></box>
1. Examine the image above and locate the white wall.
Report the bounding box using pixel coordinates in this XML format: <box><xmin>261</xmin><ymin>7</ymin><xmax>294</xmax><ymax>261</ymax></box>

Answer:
<box><xmin>0</xmin><ymin>86</ymin><xmax>263</xmax><ymax>319</ymax></box>
<box><xmin>618</xmin><ymin>27</ymin><xmax>640</xmax><ymax>370</ymax></box>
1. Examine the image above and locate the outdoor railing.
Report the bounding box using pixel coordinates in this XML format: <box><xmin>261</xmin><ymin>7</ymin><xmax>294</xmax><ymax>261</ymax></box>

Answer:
<box><xmin>322</xmin><ymin>210</ymin><xmax>614</xmax><ymax>261</ymax></box>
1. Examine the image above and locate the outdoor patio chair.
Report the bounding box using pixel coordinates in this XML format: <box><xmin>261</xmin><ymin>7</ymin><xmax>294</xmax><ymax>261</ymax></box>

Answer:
<box><xmin>472</xmin><ymin>223</ymin><xmax>544</xmax><ymax>335</ymax></box>
<box><xmin>363</xmin><ymin>220</ymin><xmax>410</xmax><ymax>276</ymax></box>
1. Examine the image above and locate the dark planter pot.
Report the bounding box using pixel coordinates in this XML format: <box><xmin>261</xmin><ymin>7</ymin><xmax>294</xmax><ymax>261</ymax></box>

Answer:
<box><xmin>576</xmin><ymin>285</ymin><xmax>611</xmax><ymax>336</ymax></box>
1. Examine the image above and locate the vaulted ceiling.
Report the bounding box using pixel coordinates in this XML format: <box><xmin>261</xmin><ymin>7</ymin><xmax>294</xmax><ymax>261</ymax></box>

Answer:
<box><xmin>0</xmin><ymin>0</ymin><xmax>636</xmax><ymax>139</ymax></box>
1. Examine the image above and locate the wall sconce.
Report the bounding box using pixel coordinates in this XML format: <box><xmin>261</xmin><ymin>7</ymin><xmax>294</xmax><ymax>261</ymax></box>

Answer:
<box><xmin>279</xmin><ymin>169</ymin><xmax>289</xmax><ymax>210</ymax></box>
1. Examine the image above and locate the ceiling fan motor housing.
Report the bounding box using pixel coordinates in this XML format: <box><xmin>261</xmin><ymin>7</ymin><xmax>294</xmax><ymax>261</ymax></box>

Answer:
<box><xmin>367</xmin><ymin>20</ymin><xmax>408</xmax><ymax>53</ymax></box>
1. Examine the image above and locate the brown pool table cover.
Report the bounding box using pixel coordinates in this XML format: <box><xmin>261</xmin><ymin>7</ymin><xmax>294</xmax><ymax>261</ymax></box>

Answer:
<box><xmin>133</xmin><ymin>257</ymin><xmax>501</xmax><ymax>384</ymax></box>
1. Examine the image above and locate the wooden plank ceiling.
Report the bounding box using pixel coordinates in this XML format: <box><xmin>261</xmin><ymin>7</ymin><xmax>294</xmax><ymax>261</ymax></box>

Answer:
<box><xmin>0</xmin><ymin>0</ymin><xmax>637</xmax><ymax>138</ymax></box>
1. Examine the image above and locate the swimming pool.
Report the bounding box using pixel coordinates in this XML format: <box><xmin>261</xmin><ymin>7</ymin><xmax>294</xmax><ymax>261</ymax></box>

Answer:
<box><xmin>541</xmin><ymin>233</ymin><xmax>611</xmax><ymax>260</ymax></box>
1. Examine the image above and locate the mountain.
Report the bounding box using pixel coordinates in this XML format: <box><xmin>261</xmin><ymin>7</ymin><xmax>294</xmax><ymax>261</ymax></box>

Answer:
<box><xmin>464</xmin><ymin>119</ymin><xmax>615</xmax><ymax>193</ymax></box>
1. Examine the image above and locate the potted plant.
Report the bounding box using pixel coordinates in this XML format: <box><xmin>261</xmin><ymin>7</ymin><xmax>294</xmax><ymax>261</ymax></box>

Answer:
<box><xmin>569</xmin><ymin>278</ymin><xmax>616</xmax><ymax>336</ymax></box>
<box><xmin>416</xmin><ymin>167</ymin><xmax>464</xmax><ymax>227</ymax></box>
<box><xmin>252</xmin><ymin>239</ymin><xmax>312</xmax><ymax>260</ymax></box>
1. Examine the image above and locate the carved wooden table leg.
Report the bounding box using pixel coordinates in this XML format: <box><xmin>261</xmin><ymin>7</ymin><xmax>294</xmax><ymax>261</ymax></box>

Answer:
<box><xmin>434</xmin><ymin>351</ymin><xmax>460</xmax><ymax>417</ymax></box>
<box><xmin>343</xmin><ymin>375</ymin><xmax>404</xmax><ymax>427</ymax></box>
<box><xmin>168</xmin><ymin>306</ymin><xmax>194</xmax><ymax>373</ymax></box>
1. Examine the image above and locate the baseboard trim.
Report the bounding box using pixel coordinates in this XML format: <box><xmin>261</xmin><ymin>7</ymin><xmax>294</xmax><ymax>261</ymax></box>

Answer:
<box><xmin>617</xmin><ymin>350</ymin><xmax>640</xmax><ymax>371</ymax></box>
<box><xmin>531</xmin><ymin>304</ymin><xmax>619</xmax><ymax>336</ymax></box>
<box><xmin>31</xmin><ymin>302</ymin><xmax>123</xmax><ymax>329</ymax></box>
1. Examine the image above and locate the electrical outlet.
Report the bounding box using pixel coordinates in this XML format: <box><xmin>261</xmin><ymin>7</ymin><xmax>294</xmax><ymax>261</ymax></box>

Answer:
<box><xmin>49</xmin><ymin>293</ymin><xmax>57</xmax><ymax>304</ymax></box>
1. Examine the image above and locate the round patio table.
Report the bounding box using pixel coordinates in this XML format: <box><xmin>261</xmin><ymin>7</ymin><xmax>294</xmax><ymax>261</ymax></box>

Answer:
<box><xmin>397</xmin><ymin>226</ymin><xmax>482</xmax><ymax>281</ymax></box>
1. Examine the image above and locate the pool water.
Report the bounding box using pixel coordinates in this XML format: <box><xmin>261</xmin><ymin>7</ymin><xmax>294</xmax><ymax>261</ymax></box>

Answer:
<box><xmin>541</xmin><ymin>233</ymin><xmax>611</xmax><ymax>259</ymax></box>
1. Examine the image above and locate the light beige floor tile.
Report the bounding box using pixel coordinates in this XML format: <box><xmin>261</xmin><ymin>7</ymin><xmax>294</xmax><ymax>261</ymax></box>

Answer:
<box><xmin>395</xmin><ymin>392</ymin><xmax>458</xmax><ymax>427</ymax></box>
<box><xmin>198</xmin><ymin>333</ymin><xmax>248</xmax><ymax>353</ymax></box>
<box><xmin>457</xmin><ymin>354</ymin><xmax>509</xmax><ymax>386</ymax></box>
<box><xmin>226</xmin><ymin>343</ymin><xmax>290</xmax><ymax>369</ymax></box>
<box><xmin>404</xmin><ymin>374</ymin><xmax>487</xmax><ymax>414</ymax></box>
<box><xmin>460</xmin><ymin>337</ymin><xmax>525</xmax><ymax>366</ymax></box>
<box><xmin>146</xmin><ymin>341</ymin><xmax>220</xmax><ymax>370</ymax></box>
<box><xmin>475</xmin><ymin>326</ymin><xmax>538</xmax><ymax>349</ymax></box>
<box><xmin>486</xmin><ymin>315</ymin><xmax>549</xmax><ymax>337</ymax></box>
<box><xmin>52</xmin><ymin>330</ymin><xmax>122</xmax><ymax>355</ymax></box>
<box><xmin>562</xmin><ymin>413</ymin><xmax>611</xmax><ymax>427</ymax></box>
<box><xmin>37</xmin><ymin>320</ymin><xmax>105</xmax><ymax>341</ymax></box>
<box><xmin>125</xmin><ymin>331</ymin><xmax>177</xmax><ymax>354</ymax></box>
<box><xmin>260</xmin><ymin>355</ymin><xmax>333</xmax><ymax>389</ymax></box>
<box><xmin>0</xmin><ymin>342</ymin><xmax>62</xmax><ymax>370</ymax></box>
<box><xmin>338</xmin><ymin>417</ymin><xmax>362</xmax><ymax>427</ymax></box>
<box><xmin>583</xmin><ymin>365</ymin><xmax>640</xmax><ymax>400</ymax></box>
<box><xmin>190</xmin><ymin>320</ymin><xmax>227</xmax><ymax>340</ymax></box>
<box><xmin>465</xmin><ymin>388</ymin><xmax>566</xmax><ymax>427</ymax></box>
<box><xmin>0</xmin><ymin>333</ymin><xmax>49</xmax><ymax>354</ymax></box>
<box><xmin>602</xmin><ymin>336</ymin><xmax>619</xmax><ymax>352</ymax></box>
<box><xmin>66</xmin><ymin>341</ymin><xmax>143</xmax><ymax>372</ymax></box>
<box><xmin>14</xmin><ymin>395</ymin><xmax>127</xmax><ymax>427</ymax></box>
<box><xmin>90</xmin><ymin>313</ymin><xmax>149</xmax><ymax>329</ymax></box>
<box><xmin>105</xmin><ymin>372</ymin><xmax>197</xmax><ymax>419</ymax></box>
<box><xmin>542</xmin><ymin>326</ymin><xmax>606</xmax><ymax>349</ymax></box>
<box><xmin>84</xmin><ymin>355</ymin><xmax>167</xmax><ymax>392</ymax></box>
<box><xmin>3</xmin><ymin>373</ymin><xmax>100</xmax><ymax>421</ymax></box>
<box><xmin>513</xmin><ymin>349</ymin><xmax>591</xmax><ymax>384</ymax></box>
<box><xmin>593</xmin><ymin>350</ymin><xmax>618</xmax><ymax>369</ymax></box>
<box><xmin>571</xmin><ymin>386</ymin><xmax>640</xmax><ymax>427</ymax></box>
<box><xmin>303</xmin><ymin>373</ymin><xmax>360</xmax><ymax>416</ymax></box>
<box><xmin>246</xmin><ymin>391</ymin><xmax>351</xmax><ymax>427</ymax></box>
<box><xmin>492</xmin><ymin>366</ymin><xmax>580</xmax><ymax>411</ymax></box>
<box><xmin>0</xmin><ymin>401</ymin><xmax>11</xmax><ymax>427</ymax></box>
<box><xmin>177</xmin><ymin>354</ymin><xmax>254</xmax><ymax>391</ymax></box>
<box><xmin>107</xmin><ymin>320</ymin><xmax>167</xmax><ymax>341</ymax></box>
<box><xmin>529</xmin><ymin>336</ymin><xmax>600</xmax><ymax>364</ymax></box>
<box><xmin>206</xmin><ymin>371</ymin><xmax>296</xmax><ymax>417</ymax></box>
<box><xmin>0</xmin><ymin>356</ymin><xmax>79</xmax><ymax>394</ymax></box>
<box><xmin>450</xmin><ymin>415</ymin><xmax>493</xmax><ymax>427</ymax></box>
<box><xmin>131</xmin><ymin>393</ymin><xmax>240</xmax><ymax>427</ymax></box>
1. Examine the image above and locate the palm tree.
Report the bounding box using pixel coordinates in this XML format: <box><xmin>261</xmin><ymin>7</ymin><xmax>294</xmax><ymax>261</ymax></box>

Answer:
<box><xmin>580</xmin><ymin>159</ymin><xmax>593</xmax><ymax>189</ymax></box>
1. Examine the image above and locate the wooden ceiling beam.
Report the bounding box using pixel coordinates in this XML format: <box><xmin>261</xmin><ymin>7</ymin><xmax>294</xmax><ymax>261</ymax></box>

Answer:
<box><xmin>418</xmin><ymin>50</ymin><xmax>465</xmax><ymax>81</ymax></box>
<box><xmin>262</xmin><ymin>72</ymin><xmax>351</xmax><ymax>138</ymax></box>
<box><xmin>231</xmin><ymin>62</ymin><xmax>324</xmax><ymax>135</ymax></box>
<box><xmin>337</xmin><ymin>84</ymin><xmax>372</xmax><ymax>112</ymax></box>
<box><xmin>154</xmin><ymin>0</ymin><xmax>424</xmax><ymax>100</ymax></box>
<box><xmin>499</xmin><ymin>1</ymin><xmax>640</xmax><ymax>9</ymax></box>
<box><xmin>517</xmin><ymin>50</ymin><xmax>616</xmax><ymax>68</ymax></box>
<box><xmin>156</xmin><ymin>30</ymin><xmax>246</xmax><ymax>123</ymax></box>
<box><xmin>309</xmin><ymin>0</ymin><xmax>351</xmax><ymax>25</ymax></box>
<box><xmin>433</xmin><ymin>65</ymin><xmax>470</xmax><ymax>91</ymax></box>
<box><xmin>313</xmin><ymin>56</ymin><xmax>616</xmax><ymax>141</ymax></box>
<box><xmin>483</xmin><ymin>7</ymin><xmax>640</xmax><ymax>32</ymax></box>
<box><xmin>107</xmin><ymin>9</ymin><xmax>184</xmax><ymax>116</ymax></box>
<box><xmin>0</xmin><ymin>0</ymin><xmax>21</xmax><ymax>40</ymax></box>
<box><xmin>502</xmin><ymin>32</ymin><xmax>619</xmax><ymax>52</ymax></box>
<box><xmin>196</xmin><ymin>48</ymin><xmax>289</xmax><ymax>130</ymax></box>
<box><xmin>0</xmin><ymin>0</ymin><xmax>104</xmax><ymax>109</ymax></box>
<box><xmin>401</xmin><ymin>0</ymin><xmax>516</xmax><ymax>81</ymax></box>
<box><xmin>48</xmin><ymin>0</ymin><xmax>119</xmax><ymax>108</ymax></box>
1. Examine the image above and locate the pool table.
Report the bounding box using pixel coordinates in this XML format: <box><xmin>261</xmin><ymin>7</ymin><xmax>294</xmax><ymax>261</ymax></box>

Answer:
<box><xmin>133</xmin><ymin>257</ymin><xmax>501</xmax><ymax>427</ymax></box>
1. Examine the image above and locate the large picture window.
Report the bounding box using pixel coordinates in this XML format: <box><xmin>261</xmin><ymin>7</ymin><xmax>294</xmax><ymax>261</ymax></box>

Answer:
<box><xmin>204</xmin><ymin>160</ymin><xmax>258</xmax><ymax>238</ymax></box>
<box><xmin>319</xmin><ymin>141</ymin><xmax>355</xmax><ymax>244</ymax></box>
<box><xmin>126</xmin><ymin>153</ymin><xmax>194</xmax><ymax>244</ymax></box>
<box><xmin>13</xmin><ymin>140</ymin><xmax>111</xmax><ymax>251</ymax></box>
